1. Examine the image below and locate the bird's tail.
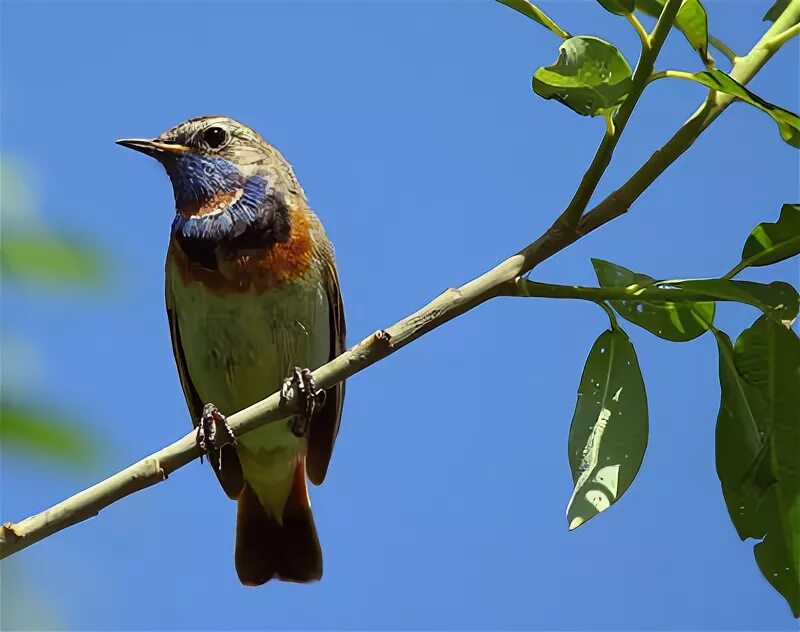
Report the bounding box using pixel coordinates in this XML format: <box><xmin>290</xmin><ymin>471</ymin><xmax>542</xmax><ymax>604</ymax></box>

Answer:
<box><xmin>235</xmin><ymin>460</ymin><xmax>322</xmax><ymax>585</ymax></box>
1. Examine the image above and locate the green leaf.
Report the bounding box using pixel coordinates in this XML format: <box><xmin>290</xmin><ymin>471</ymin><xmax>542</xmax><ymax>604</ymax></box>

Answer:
<box><xmin>635</xmin><ymin>0</ymin><xmax>710</xmax><ymax>64</ymax></box>
<box><xmin>533</xmin><ymin>36</ymin><xmax>633</xmax><ymax>117</ymax></box>
<box><xmin>740</xmin><ymin>204</ymin><xmax>800</xmax><ymax>270</ymax></box>
<box><xmin>597</xmin><ymin>0</ymin><xmax>635</xmax><ymax>16</ymax></box>
<box><xmin>663</xmin><ymin>279</ymin><xmax>799</xmax><ymax>323</ymax></box>
<box><xmin>714</xmin><ymin>329</ymin><xmax>770</xmax><ymax>540</ymax></box>
<box><xmin>763</xmin><ymin>0</ymin><xmax>796</xmax><ymax>23</ymax></box>
<box><xmin>675</xmin><ymin>0</ymin><xmax>710</xmax><ymax>65</ymax></box>
<box><xmin>497</xmin><ymin>0</ymin><xmax>570</xmax><ymax>38</ymax></box>
<box><xmin>0</xmin><ymin>401</ymin><xmax>97</xmax><ymax>467</ymax></box>
<box><xmin>1</xmin><ymin>233</ymin><xmax>107</xmax><ymax>289</ymax></box>
<box><xmin>592</xmin><ymin>258</ymin><xmax>714</xmax><ymax>341</ymax></box>
<box><xmin>686</xmin><ymin>70</ymin><xmax>800</xmax><ymax>148</ymax></box>
<box><xmin>714</xmin><ymin>317</ymin><xmax>800</xmax><ymax>617</ymax></box>
<box><xmin>567</xmin><ymin>328</ymin><xmax>648</xmax><ymax>530</ymax></box>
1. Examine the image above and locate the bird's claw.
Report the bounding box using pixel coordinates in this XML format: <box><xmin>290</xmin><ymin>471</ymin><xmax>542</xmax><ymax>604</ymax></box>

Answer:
<box><xmin>282</xmin><ymin>367</ymin><xmax>326</xmax><ymax>438</ymax></box>
<box><xmin>197</xmin><ymin>403</ymin><xmax>236</xmax><ymax>469</ymax></box>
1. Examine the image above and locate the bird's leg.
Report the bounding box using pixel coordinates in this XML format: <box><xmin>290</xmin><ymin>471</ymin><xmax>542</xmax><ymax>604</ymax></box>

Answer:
<box><xmin>197</xmin><ymin>403</ymin><xmax>236</xmax><ymax>468</ymax></box>
<box><xmin>282</xmin><ymin>367</ymin><xmax>326</xmax><ymax>438</ymax></box>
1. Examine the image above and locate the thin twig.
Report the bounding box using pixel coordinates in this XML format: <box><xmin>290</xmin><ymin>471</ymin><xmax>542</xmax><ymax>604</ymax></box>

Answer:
<box><xmin>1</xmin><ymin>1</ymin><xmax>798</xmax><ymax>561</ymax></box>
<box><xmin>709</xmin><ymin>35</ymin><xmax>739</xmax><ymax>64</ymax></box>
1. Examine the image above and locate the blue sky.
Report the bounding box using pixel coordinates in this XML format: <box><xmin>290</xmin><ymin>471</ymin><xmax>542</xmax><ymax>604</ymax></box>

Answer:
<box><xmin>1</xmin><ymin>1</ymin><xmax>798</xmax><ymax>629</ymax></box>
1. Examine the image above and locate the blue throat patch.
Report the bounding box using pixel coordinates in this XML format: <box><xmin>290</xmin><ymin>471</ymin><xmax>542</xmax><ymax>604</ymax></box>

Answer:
<box><xmin>166</xmin><ymin>154</ymin><xmax>291</xmax><ymax>268</ymax></box>
<box><xmin>167</xmin><ymin>154</ymin><xmax>242</xmax><ymax>208</ymax></box>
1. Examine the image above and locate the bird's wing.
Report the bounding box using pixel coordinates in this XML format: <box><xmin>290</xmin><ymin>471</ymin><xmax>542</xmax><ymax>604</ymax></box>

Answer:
<box><xmin>165</xmin><ymin>246</ymin><xmax>244</xmax><ymax>499</ymax></box>
<box><xmin>306</xmin><ymin>245</ymin><xmax>346</xmax><ymax>486</ymax></box>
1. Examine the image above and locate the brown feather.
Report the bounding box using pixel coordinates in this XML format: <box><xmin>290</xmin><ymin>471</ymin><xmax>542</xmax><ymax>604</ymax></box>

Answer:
<box><xmin>306</xmin><ymin>245</ymin><xmax>346</xmax><ymax>486</ymax></box>
<box><xmin>169</xmin><ymin>205</ymin><xmax>316</xmax><ymax>297</ymax></box>
<box><xmin>235</xmin><ymin>461</ymin><xmax>322</xmax><ymax>585</ymax></box>
<box><xmin>165</xmin><ymin>247</ymin><xmax>244</xmax><ymax>499</ymax></box>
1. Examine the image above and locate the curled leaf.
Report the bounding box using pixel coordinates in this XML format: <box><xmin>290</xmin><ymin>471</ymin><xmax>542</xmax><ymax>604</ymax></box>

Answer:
<box><xmin>533</xmin><ymin>36</ymin><xmax>633</xmax><ymax>116</ymax></box>
<box><xmin>740</xmin><ymin>204</ymin><xmax>800</xmax><ymax>270</ymax></box>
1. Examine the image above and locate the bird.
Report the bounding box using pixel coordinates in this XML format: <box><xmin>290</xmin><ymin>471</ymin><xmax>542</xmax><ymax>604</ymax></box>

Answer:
<box><xmin>117</xmin><ymin>116</ymin><xmax>345</xmax><ymax>586</ymax></box>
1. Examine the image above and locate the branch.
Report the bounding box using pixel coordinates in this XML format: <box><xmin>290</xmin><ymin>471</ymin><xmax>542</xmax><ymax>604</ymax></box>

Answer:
<box><xmin>1</xmin><ymin>4</ymin><xmax>797</xmax><ymax>560</ymax></box>
<box><xmin>555</xmin><ymin>0</ymin><xmax>681</xmax><ymax>230</ymax></box>
<box><xmin>579</xmin><ymin>1</ymin><xmax>800</xmax><ymax>235</ymax></box>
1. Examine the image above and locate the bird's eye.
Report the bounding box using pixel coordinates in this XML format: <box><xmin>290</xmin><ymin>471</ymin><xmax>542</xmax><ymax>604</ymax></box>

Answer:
<box><xmin>203</xmin><ymin>126</ymin><xmax>228</xmax><ymax>149</ymax></box>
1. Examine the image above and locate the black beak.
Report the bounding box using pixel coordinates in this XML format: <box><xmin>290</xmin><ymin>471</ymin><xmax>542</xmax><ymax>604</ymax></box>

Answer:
<box><xmin>116</xmin><ymin>138</ymin><xmax>188</xmax><ymax>157</ymax></box>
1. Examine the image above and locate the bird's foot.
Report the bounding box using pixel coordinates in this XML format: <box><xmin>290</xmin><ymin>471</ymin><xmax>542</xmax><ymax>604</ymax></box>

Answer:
<box><xmin>197</xmin><ymin>403</ymin><xmax>237</xmax><ymax>468</ymax></box>
<box><xmin>282</xmin><ymin>367</ymin><xmax>326</xmax><ymax>438</ymax></box>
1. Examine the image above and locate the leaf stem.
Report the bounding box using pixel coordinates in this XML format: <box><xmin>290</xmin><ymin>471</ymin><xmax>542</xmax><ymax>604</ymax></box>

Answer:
<box><xmin>597</xmin><ymin>300</ymin><xmax>621</xmax><ymax>331</ymax></box>
<box><xmin>763</xmin><ymin>22</ymin><xmax>800</xmax><ymax>52</ymax></box>
<box><xmin>626</xmin><ymin>12</ymin><xmax>650</xmax><ymax>50</ymax></box>
<box><xmin>708</xmin><ymin>35</ymin><xmax>739</xmax><ymax>64</ymax></box>
<box><xmin>603</xmin><ymin>111</ymin><xmax>616</xmax><ymax>136</ymax></box>
<box><xmin>646</xmin><ymin>69</ymin><xmax>697</xmax><ymax>85</ymax></box>
<box><xmin>723</xmin><ymin>260</ymin><xmax>749</xmax><ymax>281</ymax></box>
<box><xmin>555</xmin><ymin>0</ymin><xmax>683</xmax><ymax>231</ymax></box>
<box><xmin>513</xmin><ymin>279</ymin><xmax>723</xmax><ymax>303</ymax></box>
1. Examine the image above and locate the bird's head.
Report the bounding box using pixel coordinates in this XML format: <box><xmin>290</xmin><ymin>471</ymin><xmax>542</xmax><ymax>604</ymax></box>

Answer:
<box><xmin>118</xmin><ymin>116</ymin><xmax>302</xmax><ymax>258</ymax></box>
<box><xmin>118</xmin><ymin>116</ymin><xmax>302</xmax><ymax>213</ymax></box>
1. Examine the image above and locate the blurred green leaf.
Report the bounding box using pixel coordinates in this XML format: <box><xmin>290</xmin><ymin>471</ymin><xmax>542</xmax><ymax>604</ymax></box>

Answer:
<box><xmin>714</xmin><ymin>318</ymin><xmax>800</xmax><ymax>616</ymax></box>
<box><xmin>685</xmin><ymin>70</ymin><xmax>800</xmax><ymax>147</ymax></box>
<box><xmin>533</xmin><ymin>36</ymin><xmax>632</xmax><ymax>116</ymax></box>
<box><xmin>635</xmin><ymin>0</ymin><xmax>710</xmax><ymax>64</ymax></box>
<box><xmin>763</xmin><ymin>0</ymin><xmax>795</xmax><ymax>23</ymax></box>
<box><xmin>1</xmin><ymin>401</ymin><xmax>96</xmax><ymax>467</ymax></box>
<box><xmin>592</xmin><ymin>258</ymin><xmax>714</xmax><ymax>341</ymax></box>
<box><xmin>738</xmin><ymin>203</ymin><xmax>800</xmax><ymax>270</ymax></box>
<box><xmin>1</xmin><ymin>233</ymin><xmax>107</xmax><ymax>289</ymax></box>
<box><xmin>567</xmin><ymin>328</ymin><xmax>648</xmax><ymax>529</ymax></box>
<box><xmin>597</xmin><ymin>0</ymin><xmax>635</xmax><ymax>16</ymax></box>
<box><xmin>497</xmin><ymin>0</ymin><xmax>570</xmax><ymax>38</ymax></box>
<box><xmin>663</xmin><ymin>279</ymin><xmax>799</xmax><ymax>323</ymax></box>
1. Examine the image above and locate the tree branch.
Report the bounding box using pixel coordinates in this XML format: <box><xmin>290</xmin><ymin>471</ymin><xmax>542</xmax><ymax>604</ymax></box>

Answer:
<box><xmin>555</xmin><ymin>0</ymin><xmax>681</xmax><ymax>230</ymax></box>
<box><xmin>2</xmin><ymin>3</ymin><xmax>798</xmax><ymax>561</ymax></box>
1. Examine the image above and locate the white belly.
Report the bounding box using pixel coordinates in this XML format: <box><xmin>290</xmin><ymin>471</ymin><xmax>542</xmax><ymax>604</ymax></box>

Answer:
<box><xmin>170</xmin><ymin>269</ymin><xmax>330</xmax><ymax>514</ymax></box>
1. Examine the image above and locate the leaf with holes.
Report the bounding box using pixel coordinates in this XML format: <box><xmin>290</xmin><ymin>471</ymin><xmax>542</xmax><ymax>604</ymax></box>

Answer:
<box><xmin>533</xmin><ymin>36</ymin><xmax>633</xmax><ymax>116</ymax></box>
<box><xmin>497</xmin><ymin>0</ymin><xmax>570</xmax><ymax>38</ymax></box>
<box><xmin>738</xmin><ymin>204</ymin><xmax>800</xmax><ymax>270</ymax></box>
<box><xmin>592</xmin><ymin>258</ymin><xmax>714</xmax><ymax>341</ymax></box>
<box><xmin>685</xmin><ymin>70</ymin><xmax>800</xmax><ymax>147</ymax></box>
<box><xmin>663</xmin><ymin>279</ymin><xmax>799</xmax><ymax>323</ymax></box>
<box><xmin>714</xmin><ymin>318</ymin><xmax>800</xmax><ymax>617</ymax></box>
<box><xmin>567</xmin><ymin>328</ymin><xmax>648</xmax><ymax>530</ymax></box>
<box><xmin>635</xmin><ymin>0</ymin><xmax>710</xmax><ymax>64</ymax></box>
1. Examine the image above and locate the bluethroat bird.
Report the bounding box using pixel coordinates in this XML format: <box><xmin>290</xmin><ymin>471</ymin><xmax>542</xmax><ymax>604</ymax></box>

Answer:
<box><xmin>118</xmin><ymin>116</ymin><xmax>345</xmax><ymax>585</ymax></box>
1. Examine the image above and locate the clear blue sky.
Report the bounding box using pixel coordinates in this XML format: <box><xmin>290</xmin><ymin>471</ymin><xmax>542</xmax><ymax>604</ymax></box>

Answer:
<box><xmin>2</xmin><ymin>1</ymin><xmax>798</xmax><ymax>629</ymax></box>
